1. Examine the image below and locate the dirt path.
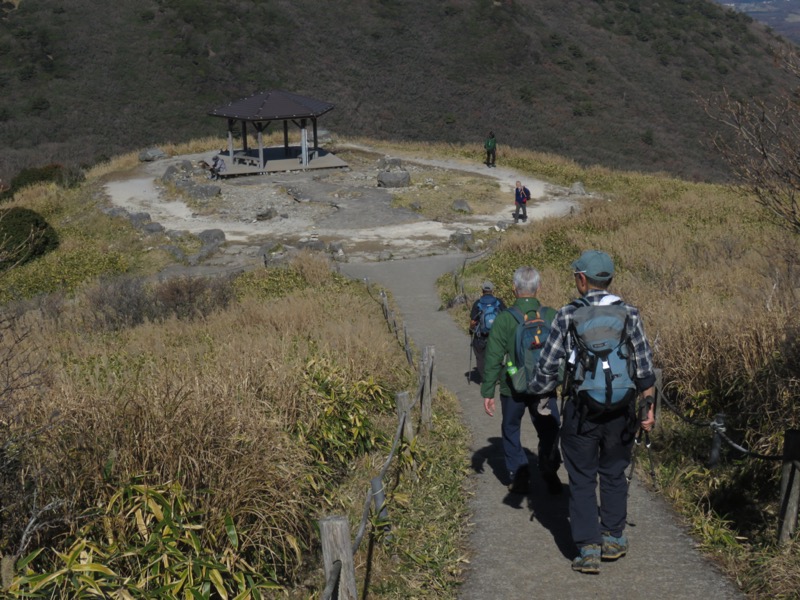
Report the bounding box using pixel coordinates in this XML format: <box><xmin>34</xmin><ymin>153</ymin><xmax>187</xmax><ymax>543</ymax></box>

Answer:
<box><xmin>341</xmin><ymin>256</ymin><xmax>743</xmax><ymax>599</ymax></box>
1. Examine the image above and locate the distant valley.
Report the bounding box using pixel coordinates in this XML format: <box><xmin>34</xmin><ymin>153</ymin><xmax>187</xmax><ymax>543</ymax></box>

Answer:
<box><xmin>721</xmin><ymin>0</ymin><xmax>800</xmax><ymax>43</ymax></box>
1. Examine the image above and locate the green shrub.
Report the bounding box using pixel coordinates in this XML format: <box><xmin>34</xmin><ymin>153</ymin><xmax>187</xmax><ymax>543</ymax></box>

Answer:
<box><xmin>8</xmin><ymin>481</ymin><xmax>282</xmax><ymax>597</ymax></box>
<box><xmin>0</xmin><ymin>206</ymin><xmax>59</xmax><ymax>270</ymax></box>
<box><xmin>2</xmin><ymin>163</ymin><xmax>83</xmax><ymax>200</ymax></box>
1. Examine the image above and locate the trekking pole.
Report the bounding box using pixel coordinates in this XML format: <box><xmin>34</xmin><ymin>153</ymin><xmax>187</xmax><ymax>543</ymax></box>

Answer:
<box><xmin>467</xmin><ymin>331</ymin><xmax>474</xmax><ymax>385</ymax></box>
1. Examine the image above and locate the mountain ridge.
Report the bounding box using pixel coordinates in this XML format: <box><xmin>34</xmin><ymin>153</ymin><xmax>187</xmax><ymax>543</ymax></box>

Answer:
<box><xmin>0</xmin><ymin>0</ymin><xmax>796</xmax><ymax>184</ymax></box>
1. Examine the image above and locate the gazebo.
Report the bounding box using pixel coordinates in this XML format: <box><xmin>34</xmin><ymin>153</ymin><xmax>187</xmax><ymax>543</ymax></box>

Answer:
<box><xmin>207</xmin><ymin>90</ymin><xmax>336</xmax><ymax>171</ymax></box>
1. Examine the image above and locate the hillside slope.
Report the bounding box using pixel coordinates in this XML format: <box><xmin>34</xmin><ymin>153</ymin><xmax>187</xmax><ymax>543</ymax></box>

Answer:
<box><xmin>0</xmin><ymin>0</ymin><xmax>795</xmax><ymax>183</ymax></box>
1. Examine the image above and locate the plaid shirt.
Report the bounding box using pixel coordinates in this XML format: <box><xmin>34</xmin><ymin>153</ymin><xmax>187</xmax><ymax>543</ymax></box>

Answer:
<box><xmin>528</xmin><ymin>289</ymin><xmax>655</xmax><ymax>396</ymax></box>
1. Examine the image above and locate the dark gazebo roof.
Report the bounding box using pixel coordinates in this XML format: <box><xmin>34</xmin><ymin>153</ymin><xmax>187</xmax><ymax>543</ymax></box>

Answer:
<box><xmin>208</xmin><ymin>90</ymin><xmax>335</xmax><ymax>121</ymax></box>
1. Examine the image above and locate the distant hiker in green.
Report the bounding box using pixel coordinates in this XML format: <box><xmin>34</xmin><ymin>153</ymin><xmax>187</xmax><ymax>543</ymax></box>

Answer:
<box><xmin>484</xmin><ymin>131</ymin><xmax>496</xmax><ymax>167</ymax></box>
<box><xmin>529</xmin><ymin>250</ymin><xmax>656</xmax><ymax>574</ymax></box>
<box><xmin>480</xmin><ymin>266</ymin><xmax>562</xmax><ymax>496</ymax></box>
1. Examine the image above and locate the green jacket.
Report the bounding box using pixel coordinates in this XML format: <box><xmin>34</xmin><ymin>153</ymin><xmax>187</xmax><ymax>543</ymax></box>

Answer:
<box><xmin>480</xmin><ymin>297</ymin><xmax>556</xmax><ymax>399</ymax></box>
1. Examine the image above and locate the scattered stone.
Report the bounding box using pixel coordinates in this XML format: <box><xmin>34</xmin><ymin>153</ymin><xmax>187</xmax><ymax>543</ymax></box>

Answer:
<box><xmin>139</xmin><ymin>147</ymin><xmax>167</xmax><ymax>162</ymax></box>
<box><xmin>449</xmin><ymin>229</ymin><xmax>474</xmax><ymax>249</ymax></box>
<box><xmin>298</xmin><ymin>239</ymin><xmax>326</xmax><ymax>252</ymax></box>
<box><xmin>377</xmin><ymin>170</ymin><xmax>410</xmax><ymax>188</ymax></box>
<box><xmin>328</xmin><ymin>241</ymin><xmax>345</xmax><ymax>254</ymax></box>
<box><xmin>188</xmin><ymin>184</ymin><xmax>221</xmax><ymax>201</ymax></box>
<box><xmin>198</xmin><ymin>229</ymin><xmax>225</xmax><ymax>246</ymax></box>
<box><xmin>378</xmin><ymin>250</ymin><xmax>393</xmax><ymax>261</ymax></box>
<box><xmin>495</xmin><ymin>221</ymin><xmax>510</xmax><ymax>232</ymax></box>
<box><xmin>142</xmin><ymin>222</ymin><xmax>165</xmax><ymax>234</ymax></box>
<box><xmin>103</xmin><ymin>206</ymin><xmax>130</xmax><ymax>219</ymax></box>
<box><xmin>129</xmin><ymin>212</ymin><xmax>152</xmax><ymax>228</ymax></box>
<box><xmin>161</xmin><ymin>165</ymin><xmax>181</xmax><ymax>183</ymax></box>
<box><xmin>452</xmin><ymin>199</ymin><xmax>472</xmax><ymax>214</ymax></box>
<box><xmin>256</xmin><ymin>207</ymin><xmax>278</xmax><ymax>221</ymax></box>
<box><xmin>410</xmin><ymin>201</ymin><xmax>422</xmax><ymax>211</ymax></box>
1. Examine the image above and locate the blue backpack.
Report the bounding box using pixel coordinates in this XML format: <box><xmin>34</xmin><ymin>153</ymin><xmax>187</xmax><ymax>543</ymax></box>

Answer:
<box><xmin>567</xmin><ymin>297</ymin><xmax>636</xmax><ymax>414</ymax></box>
<box><xmin>475</xmin><ymin>296</ymin><xmax>502</xmax><ymax>336</ymax></box>
<box><xmin>507</xmin><ymin>306</ymin><xmax>554</xmax><ymax>394</ymax></box>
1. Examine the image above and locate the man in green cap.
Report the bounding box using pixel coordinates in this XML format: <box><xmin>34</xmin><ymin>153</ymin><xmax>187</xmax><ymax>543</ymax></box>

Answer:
<box><xmin>529</xmin><ymin>250</ymin><xmax>656</xmax><ymax>574</ymax></box>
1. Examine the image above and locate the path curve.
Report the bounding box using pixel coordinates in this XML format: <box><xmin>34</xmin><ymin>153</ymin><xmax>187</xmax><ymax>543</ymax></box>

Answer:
<box><xmin>341</xmin><ymin>255</ymin><xmax>743</xmax><ymax>599</ymax></box>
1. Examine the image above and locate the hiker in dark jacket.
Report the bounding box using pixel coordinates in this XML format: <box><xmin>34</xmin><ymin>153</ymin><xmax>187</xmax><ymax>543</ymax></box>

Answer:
<box><xmin>481</xmin><ymin>266</ymin><xmax>562</xmax><ymax>496</ymax></box>
<box><xmin>514</xmin><ymin>181</ymin><xmax>531</xmax><ymax>222</ymax></box>
<box><xmin>529</xmin><ymin>250</ymin><xmax>656</xmax><ymax>574</ymax></box>
<box><xmin>469</xmin><ymin>281</ymin><xmax>506</xmax><ymax>383</ymax></box>
<box><xmin>484</xmin><ymin>131</ymin><xmax>496</xmax><ymax>167</ymax></box>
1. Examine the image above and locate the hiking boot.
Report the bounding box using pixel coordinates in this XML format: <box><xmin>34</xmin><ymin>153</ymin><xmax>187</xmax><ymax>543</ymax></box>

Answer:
<box><xmin>542</xmin><ymin>471</ymin><xmax>563</xmax><ymax>495</ymax></box>
<box><xmin>601</xmin><ymin>533</ymin><xmax>628</xmax><ymax>561</ymax></box>
<box><xmin>507</xmin><ymin>465</ymin><xmax>529</xmax><ymax>494</ymax></box>
<box><xmin>571</xmin><ymin>544</ymin><xmax>601</xmax><ymax>574</ymax></box>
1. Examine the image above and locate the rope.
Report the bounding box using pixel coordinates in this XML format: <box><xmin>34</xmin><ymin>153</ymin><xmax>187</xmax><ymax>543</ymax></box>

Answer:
<box><xmin>659</xmin><ymin>387</ymin><xmax>785</xmax><ymax>462</ymax></box>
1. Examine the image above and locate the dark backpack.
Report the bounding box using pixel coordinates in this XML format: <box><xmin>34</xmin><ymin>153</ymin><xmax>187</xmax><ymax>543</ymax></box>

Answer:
<box><xmin>475</xmin><ymin>296</ymin><xmax>502</xmax><ymax>336</ymax></box>
<box><xmin>507</xmin><ymin>306</ymin><xmax>554</xmax><ymax>394</ymax></box>
<box><xmin>567</xmin><ymin>297</ymin><xmax>637</xmax><ymax>414</ymax></box>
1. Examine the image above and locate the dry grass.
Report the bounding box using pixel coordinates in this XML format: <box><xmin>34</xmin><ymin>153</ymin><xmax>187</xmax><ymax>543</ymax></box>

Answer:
<box><xmin>3</xmin><ymin>261</ymin><xmax>414</xmax><ymax>585</ymax></box>
<box><xmin>447</xmin><ymin>146</ymin><xmax>800</xmax><ymax>597</ymax></box>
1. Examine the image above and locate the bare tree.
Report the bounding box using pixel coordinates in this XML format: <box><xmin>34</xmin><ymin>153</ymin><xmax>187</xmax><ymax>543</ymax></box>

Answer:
<box><xmin>705</xmin><ymin>49</ymin><xmax>800</xmax><ymax>234</ymax></box>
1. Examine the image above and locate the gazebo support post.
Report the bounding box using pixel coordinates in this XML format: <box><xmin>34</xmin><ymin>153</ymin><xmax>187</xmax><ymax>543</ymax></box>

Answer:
<box><xmin>241</xmin><ymin>121</ymin><xmax>248</xmax><ymax>153</ymax></box>
<box><xmin>313</xmin><ymin>118</ymin><xmax>319</xmax><ymax>151</ymax></box>
<box><xmin>226</xmin><ymin>119</ymin><xmax>234</xmax><ymax>158</ymax></box>
<box><xmin>283</xmin><ymin>121</ymin><xmax>289</xmax><ymax>157</ymax></box>
<box><xmin>256</xmin><ymin>123</ymin><xmax>266</xmax><ymax>169</ymax></box>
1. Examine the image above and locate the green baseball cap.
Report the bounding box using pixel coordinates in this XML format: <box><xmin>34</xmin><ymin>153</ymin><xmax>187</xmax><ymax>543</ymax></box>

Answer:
<box><xmin>571</xmin><ymin>250</ymin><xmax>614</xmax><ymax>281</ymax></box>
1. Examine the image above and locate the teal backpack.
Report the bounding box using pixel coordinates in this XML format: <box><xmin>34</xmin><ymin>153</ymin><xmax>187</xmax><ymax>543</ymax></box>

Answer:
<box><xmin>507</xmin><ymin>306</ymin><xmax>554</xmax><ymax>394</ymax></box>
<box><xmin>567</xmin><ymin>297</ymin><xmax>637</xmax><ymax>414</ymax></box>
<box><xmin>475</xmin><ymin>296</ymin><xmax>502</xmax><ymax>337</ymax></box>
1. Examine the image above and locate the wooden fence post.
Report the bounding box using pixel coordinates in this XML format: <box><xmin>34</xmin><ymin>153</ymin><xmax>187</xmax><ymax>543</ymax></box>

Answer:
<box><xmin>778</xmin><ymin>429</ymin><xmax>800</xmax><ymax>545</ymax></box>
<box><xmin>707</xmin><ymin>413</ymin><xmax>725</xmax><ymax>468</ymax></box>
<box><xmin>319</xmin><ymin>516</ymin><xmax>357</xmax><ymax>600</ymax></box>
<box><xmin>403</xmin><ymin>323</ymin><xmax>413</xmax><ymax>366</ymax></box>
<box><xmin>395</xmin><ymin>391</ymin><xmax>414</xmax><ymax>443</ymax></box>
<box><xmin>421</xmin><ymin>345</ymin><xmax>434</xmax><ymax>432</ymax></box>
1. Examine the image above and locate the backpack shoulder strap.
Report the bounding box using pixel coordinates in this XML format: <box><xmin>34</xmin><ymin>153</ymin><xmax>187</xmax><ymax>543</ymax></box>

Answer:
<box><xmin>508</xmin><ymin>306</ymin><xmax>525</xmax><ymax>324</ymax></box>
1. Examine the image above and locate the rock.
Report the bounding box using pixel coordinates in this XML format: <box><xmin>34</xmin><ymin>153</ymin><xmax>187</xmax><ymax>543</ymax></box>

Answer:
<box><xmin>298</xmin><ymin>239</ymin><xmax>326</xmax><ymax>252</ymax></box>
<box><xmin>452</xmin><ymin>199</ymin><xmax>472</xmax><ymax>213</ymax></box>
<box><xmin>328</xmin><ymin>241</ymin><xmax>345</xmax><ymax>254</ymax></box>
<box><xmin>103</xmin><ymin>207</ymin><xmax>130</xmax><ymax>219</ymax></box>
<box><xmin>570</xmin><ymin>181</ymin><xmax>587</xmax><ymax>196</ymax></box>
<box><xmin>410</xmin><ymin>201</ymin><xmax>422</xmax><ymax>211</ymax></box>
<box><xmin>378</xmin><ymin>250</ymin><xmax>393</xmax><ymax>261</ymax></box>
<box><xmin>142</xmin><ymin>222</ymin><xmax>165</xmax><ymax>234</ymax></box>
<box><xmin>129</xmin><ymin>212</ymin><xmax>152</xmax><ymax>228</ymax></box>
<box><xmin>259</xmin><ymin>241</ymin><xmax>284</xmax><ymax>256</ymax></box>
<box><xmin>449</xmin><ymin>229</ymin><xmax>474</xmax><ymax>248</ymax></box>
<box><xmin>256</xmin><ymin>207</ymin><xmax>278</xmax><ymax>221</ymax></box>
<box><xmin>332</xmin><ymin>248</ymin><xmax>348</xmax><ymax>263</ymax></box>
<box><xmin>188</xmin><ymin>184</ymin><xmax>221</xmax><ymax>200</ymax></box>
<box><xmin>139</xmin><ymin>148</ymin><xmax>167</xmax><ymax>162</ymax></box>
<box><xmin>495</xmin><ymin>221</ymin><xmax>510</xmax><ymax>232</ymax></box>
<box><xmin>377</xmin><ymin>170</ymin><xmax>411</xmax><ymax>188</ymax></box>
<box><xmin>198</xmin><ymin>229</ymin><xmax>226</xmax><ymax>246</ymax></box>
<box><xmin>161</xmin><ymin>165</ymin><xmax>181</xmax><ymax>183</ymax></box>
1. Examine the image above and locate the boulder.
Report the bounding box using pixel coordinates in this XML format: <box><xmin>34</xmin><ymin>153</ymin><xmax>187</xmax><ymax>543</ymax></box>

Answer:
<box><xmin>129</xmin><ymin>212</ymin><xmax>152</xmax><ymax>228</ymax></box>
<box><xmin>449</xmin><ymin>229</ymin><xmax>474</xmax><ymax>249</ymax></box>
<box><xmin>256</xmin><ymin>207</ymin><xmax>278</xmax><ymax>221</ymax></box>
<box><xmin>142</xmin><ymin>222</ymin><xmax>165</xmax><ymax>234</ymax></box>
<box><xmin>161</xmin><ymin>165</ymin><xmax>181</xmax><ymax>183</ymax></box>
<box><xmin>139</xmin><ymin>148</ymin><xmax>167</xmax><ymax>162</ymax></box>
<box><xmin>187</xmin><ymin>184</ymin><xmax>221</xmax><ymax>201</ymax></box>
<box><xmin>298</xmin><ymin>239</ymin><xmax>326</xmax><ymax>252</ymax></box>
<box><xmin>378</xmin><ymin>250</ymin><xmax>393</xmax><ymax>262</ymax></box>
<box><xmin>377</xmin><ymin>170</ymin><xmax>411</xmax><ymax>188</ymax></box>
<box><xmin>452</xmin><ymin>199</ymin><xmax>472</xmax><ymax>214</ymax></box>
<box><xmin>198</xmin><ymin>229</ymin><xmax>225</xmax><ymax>246</ymax></box>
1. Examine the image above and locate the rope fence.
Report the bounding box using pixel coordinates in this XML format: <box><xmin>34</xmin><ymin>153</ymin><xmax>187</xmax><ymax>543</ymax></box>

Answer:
<box><xmin>363</xmin><ymin>278</ymin><xmax>415</xmax><ymax>368</ymax></box>
<box><xmin>318</xmin><ymin>303</ymin><xmax>437</xmax><ymax>599</ymax></box>
<box><xmin>656</xmin><ymin>374</ymin><xmax>800</xmax><ymax>544</ymax></box>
